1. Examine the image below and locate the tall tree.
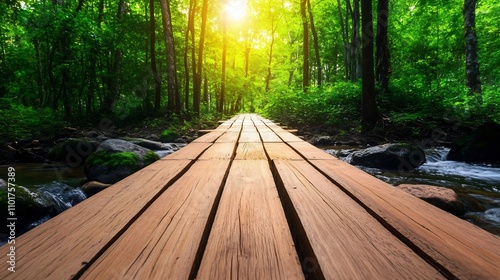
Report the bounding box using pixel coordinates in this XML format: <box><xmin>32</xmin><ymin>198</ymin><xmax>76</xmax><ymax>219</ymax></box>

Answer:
<box><xmin>183</xmin><ymin>0</ymin><xmax>196</xmax><ymax>111</ymax></box>
<box><xmin>150</xmin><ymin>0</ymin><xmax>161</xmax><ymax>111</ymax></box>
<box><xmin>159</xmin><ymin>0</ymin><xmax>181</xmax><ymax>115</ymax></box>
<box><xmin>376</xmin><ymin>0</ymin><xmax>390</xmax><ymax>94</ymax></box>
<box><xmin>300</xmin><ymin>0</ymin><xmax>310</xmax><ymax>90</ymax></box>
<box><xmin>104</xmin><ymin>0</ymin><xmax>127</xmax><ymax>113</ymax></box>
<box><xmin>194</xmin><ymin>0</ymin><xmax>209</xmax><ymax>114</ymax></box>
<box><xmin>351</xmin><ymin>0</ymin><xmax>362</xmax><ymax>81</ymax></box>
<box><xmin>463</xmin><ymin>0</ymin><xmax>481</xmax><ymax>96</ymax></box>
<box><xmin>265</xmin><ymin>9</ymin><xmax>277</xmax><ymax>92</ymax></box>
<box><xmin>361</xmin><ymin>0</ymin><xmax>378</xmax><ymax>131</ymax></box>
<box><xmin>219</xmin><ymin>15</ymin><xmax>227</xmax><ymax>113</ymax></box>
<box><xmin>307</xmin><ymin>0</ymin><xmax>321</xmax><ymax>86</ymax></box>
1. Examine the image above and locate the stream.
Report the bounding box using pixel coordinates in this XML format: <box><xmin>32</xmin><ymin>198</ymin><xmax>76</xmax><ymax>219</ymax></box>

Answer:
<box><xmin>324</xmin><ymin>146</ymin><xmax>500</xmax><ymax>235</ymax></box>
<box><xmin>0</xmin><ymin>163</ymin><xmax>87</xmax><ymax>243</ymax></box>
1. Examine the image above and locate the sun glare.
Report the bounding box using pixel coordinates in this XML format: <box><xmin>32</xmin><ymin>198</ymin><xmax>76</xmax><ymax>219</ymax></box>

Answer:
<box><xmin>225</xmin><ymin>0</ymin><xmax>247</xmax><ymax>21</ymax></box>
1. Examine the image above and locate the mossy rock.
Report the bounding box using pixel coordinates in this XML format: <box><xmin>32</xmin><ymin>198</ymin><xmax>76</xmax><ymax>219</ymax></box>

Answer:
<box><xmin>84</xmin><ymin>139</ymin><xmax>159</xmax><ymax>184</ymax></box>
<box><xmin>48</xmin><ymin>138</ymin><xmax>99</xmax><ymax>167</ymax></box>
<box><xmin>0</xmin><ymin>185</ymin><xmax>53</xmax><ymax>233</ymax></box>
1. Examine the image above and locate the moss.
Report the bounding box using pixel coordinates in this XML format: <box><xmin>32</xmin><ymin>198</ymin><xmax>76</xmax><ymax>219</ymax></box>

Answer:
<box><xmin>86</xmin><ymin>151</ymin><xmax>140</xmax><ymax>169</ymax></box>
<box><xmin>144</xmin><ymin>151</ymin><xmax>160</xmax><ymax>165</ymax></box>
<box><xmin>160</xmin><ymin>128</ymin><xmax>179</xmax><ymax>142</ymax></box>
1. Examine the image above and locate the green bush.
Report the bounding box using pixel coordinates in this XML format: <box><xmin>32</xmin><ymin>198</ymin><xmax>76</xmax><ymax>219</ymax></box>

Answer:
<box><xmin>160</xmin><ymin>128</ymin><xmax>179</xmax><ymax>142</ymax></box>
<box><xmin>260</xmin><ymin>82</ymin><xmax>361</xmax><ymax>129</ymax></box>
<box><xmin>0</xmin><ymin>100</ymin><xmax>63</xmax><ymax>145</ymax></box>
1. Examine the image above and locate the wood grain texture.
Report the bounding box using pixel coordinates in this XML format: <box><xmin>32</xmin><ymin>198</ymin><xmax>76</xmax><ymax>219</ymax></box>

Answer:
<box><xmin>259</xmin><ymin>131</ymin><xmax>283</xmax><ymax>142</ymax></box>
<box><xmin>309</xmin><ymin>159</ymin><xmax>500</xmax><ymax>279</ymax></box>
<box><xmin>80</xmin><ymin>160</ymin><xmax>231</xmax><ymax>280</ymax></box>
<box><xmin>198</xmin><ymin>142</ymin><xmax>236</xmax><ymax>160</ymax></box>
<box><xmin>197</xmin><ymin>160</ymin><xmax>304</xmax><ymax>280</ymax></box>
<box><xmin>0</xmin><ymin>159</ymin><xmax>191</xmax><ymax>280</ymax></box>
<box><xmin>239</xmin><ymin>127</ymin><xmax>262</xmax><ymax>143</ymax></box>
<box><xmin>272</xmin><ymin>160</ymin><xmax>444</xmax><ymax>279</ymax></box>
<box><xmin>216</xmin><ymin>132</ymin><xmax>241</xmax><ymax>143</ymax></box>
<box><xmin>192</xmin><ymin>130</ymin><xmax>226</xmax><ymax>143</ymax></box>
<box><xmin>264</xmin><ymin>143</ymin><xmax>303</xmax><ymax>160</ymax></box>
<box><xmin>2</xmin><ymin>114</ymin><xmax>498</xmax><ymax>280</ymax></box>
<box><xmin>235</xmin><ymin>143</ymin><xmax>267</xmax><ymax>160</ymax></box>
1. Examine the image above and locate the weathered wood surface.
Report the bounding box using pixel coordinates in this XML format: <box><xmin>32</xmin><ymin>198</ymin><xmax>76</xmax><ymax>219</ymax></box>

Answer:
<box><xmin>1</xmin><ymin>114</ymin><xmax>499</xmax><ymax>280</ymax></box>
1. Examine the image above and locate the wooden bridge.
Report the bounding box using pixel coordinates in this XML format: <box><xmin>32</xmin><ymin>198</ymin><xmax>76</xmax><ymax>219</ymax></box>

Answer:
<box><xmin>2</xmin><ymin>114</ymin><xmax>500</xmax><ymax>279</ymax></box>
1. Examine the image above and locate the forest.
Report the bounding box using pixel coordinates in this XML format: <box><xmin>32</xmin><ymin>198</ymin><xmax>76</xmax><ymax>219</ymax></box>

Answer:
<box><xmin>0</xmin><ymin>0</ymin><xmax>499</xmax><ymax>143</ymax></box>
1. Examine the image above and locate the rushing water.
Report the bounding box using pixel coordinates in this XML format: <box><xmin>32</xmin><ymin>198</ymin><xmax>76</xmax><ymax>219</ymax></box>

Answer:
<box><xmin>324</xmin><ymin>147</ymin><xmax>500</xmax><ymax>235</ymax></box>
<box><xmin>0</xmin><ymin>163</ymin><xmax>87</xmax><ymax>244</ymax></box>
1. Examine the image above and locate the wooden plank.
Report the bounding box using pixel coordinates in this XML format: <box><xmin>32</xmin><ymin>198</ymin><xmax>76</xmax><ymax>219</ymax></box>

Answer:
<box><xmin>198</xmin><ymin>129</ymin><xmax>214</xmax><ymax>134</ymax></box>
<box><xmin>309</xmin><ymin>159</ymin><xmax>500</xmax><ymax>279</ymax></box>
<box><xmin>80</xmin><ymin>160</ymin><xmax>231</xmax><ymax>280</ymax></box>
<box><xmin>287</xmin><ymin>141</ymin><xmax>336</xmax><ymax>160</ymax></box>
<box><xmin>235</xmin><ymin>143</ymin><xmax>267</xmax><ymax>160</ymax></box>
<box><xmin>196</xmin><ymin>161</ymin><xmax>304</xmax><ymax>280</ymax></box>
<box><xmin>0</xmin><ymin>159</ymin><xmax>192</xmax><ymax>279</ymax></box>
<box><xmin>276</xmin><ymin>131</ymin><xmax>303</xmax><ymax>142</ymax></box>
<box><xmin>162</xmin><ymin>142</ymin><xmax>211</xmax><ymax>160</ymax></box>
<box><xmin>264</xmin><ymin>143</ymin><xmax>303</xmax><ymax>160</ymax></box>
<box><xmin>199</xmin><ymin>143</ymin><xmax>236</xmax><ymax>160</ymax></box>
<box><xmin>216</xmin><ymin>132</ymin><xmax>240</xmax><ymax>143</ymax></box>
<box><xmin>272</xmin><ymin>160</ymin><xmax>444</xmax><ymax>279</ymax></box>
<box><xmin>193</xmin><ymin>130</ymin><xmax>226</xmax><ymax>143</ymax></box>
<box><xmin>239</xmin><ymin>128</ymin><xmax>262</xmax><ymax>143</ymax></box>
<box><xmin>259</xmin><ymin>131</ymin><xmax>283</xmax><ymax>143</ymax></box>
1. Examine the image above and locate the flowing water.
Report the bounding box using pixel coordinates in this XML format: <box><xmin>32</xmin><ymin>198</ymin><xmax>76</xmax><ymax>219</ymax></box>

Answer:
<box><xmin>324</xmin><ymin>147</ymin><xmax>500</xmax><ymax>235</ymax></box>
<box><xmin>0</xmin><ymin>163</ymin><xmax>87</xmax><ymax>244</ymax></box>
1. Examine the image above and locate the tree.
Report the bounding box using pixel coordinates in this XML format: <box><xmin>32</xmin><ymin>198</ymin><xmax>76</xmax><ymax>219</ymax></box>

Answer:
<box><xmin>300</xmin><ymin>0</ymin><xmax>310</xmax><ymax>90</ymax></box>
<box><xmin>194</xmin><ymin>0</ymin><xmax>209</xmax><ymax>114</ymax></box>
<box><xmin>183</xmin><ymin>0</ymin><xmax>196</xmax><ymax>112</ymax></box>
<box><xmin>376</xmin><ymin>0</ymin><xmax>390</xmax><ymax>94</ymax></box>
<box><xmin>463</xmin><ymin>0</ymin><xmax>481</xmax><ymax>96</ymax></box>
<box><xmin>159</xmin><ymin>0</ymin><xmax>181</xmax><ymax>115</ymax></box>
<box><xmin>150</xmin><ymin>0</ymin><xmax>161</xmax><ymax>111</ymax></box>
<box><xmin>219</xmin><ymin>14</ymin><xmax>227</xmax><ymax>113</ymax></box>
<box><xmin>361</xmin><ymin>0</ymin><xmax>378</xmax><ymax>131</ymax></box>
<box><xmin>307</xmin><ymin>0</ymin><xmax>321</xmax><ymax>86</ymax></box>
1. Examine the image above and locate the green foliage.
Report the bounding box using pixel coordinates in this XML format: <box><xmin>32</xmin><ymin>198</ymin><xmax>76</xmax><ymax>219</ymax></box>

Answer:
<box><xmin>160</xmin><ymin>128</ymin><xmax>179</xmax><ymax>142</ymax></box>
<box><xmin>260</xmin><ymin>82</ymin><xmax>361</xmax><ymax>129</ymax></box>
<box><xmin>0</xmin><ymin>0</ymin><xmax>499</xmax><ymax>143</ymax></box>
<box><xmin>0</xmin><ymin>99</ymin><xmax>63</xmax><ymax>144</ymax></box>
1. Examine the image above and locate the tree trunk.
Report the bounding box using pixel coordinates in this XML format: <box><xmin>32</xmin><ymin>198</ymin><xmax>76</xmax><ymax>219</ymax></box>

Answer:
<box><xmin>361</xmin><ymin>0</ymin><xmax>378</xmax><ymax>132</ymax></box>
<box><xmin>301</xmin><ymin>0</ymin><xmax>310</xmax><ymax>91</ymax></box>
<box><xmin>265</xmin><ymin>16</ymin><xmax>276</xmax><ymax>92</ymax></box>
<box><xmin>194</xmin><ymin>0</ymin><xmax>209</xmax><ymax>114</ymax></box>
<box><xmin>336</xmin><ymin>0</ymin><xmax>349</xmax><ymax>80</ymax></box>
<box><xmin>307</xmin><ymin>0</ymin><xmax>321</xmax><ymax>86</ymax></box>
<box><xmin>352</xmin><ymin>0</ymin><xmax>362</xmax><ymax>80</ymax></box>
<box><xmin>104</xmin><ymin>0</ymin><xmax>126</xmax><ymax>113</ymax></box>
<box><xmin>219</xmin><ymin>18</ymin><xmax>227</xmax><ymax>113</ymax></box>
<box><xmin>463</xmin><ymin>0</ymin><xmax>481</xmax><ymax>95</ymax></box>
<box><xmin>159</xmin><ymin>0</ymin><xmax>180</xmax><ymax>115</ymax></box>
<box><xmin>150</xmin><ymin>0</ymin><xmax>161</xmax><ymax>111</ymax></box>
<box><xmin>376</xmin><ymin>0</ymin><xmax>390</xmax><ymax>94</ymax></box>
<box><xmin>203</xmin><ymin>71</ymin><xmax>209</xmax><ymax>106</ymax></box>
<box><xmin>183</xmin><ymin>0</ymin><xmax>194</xmax><ymax>111</ymax></box>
